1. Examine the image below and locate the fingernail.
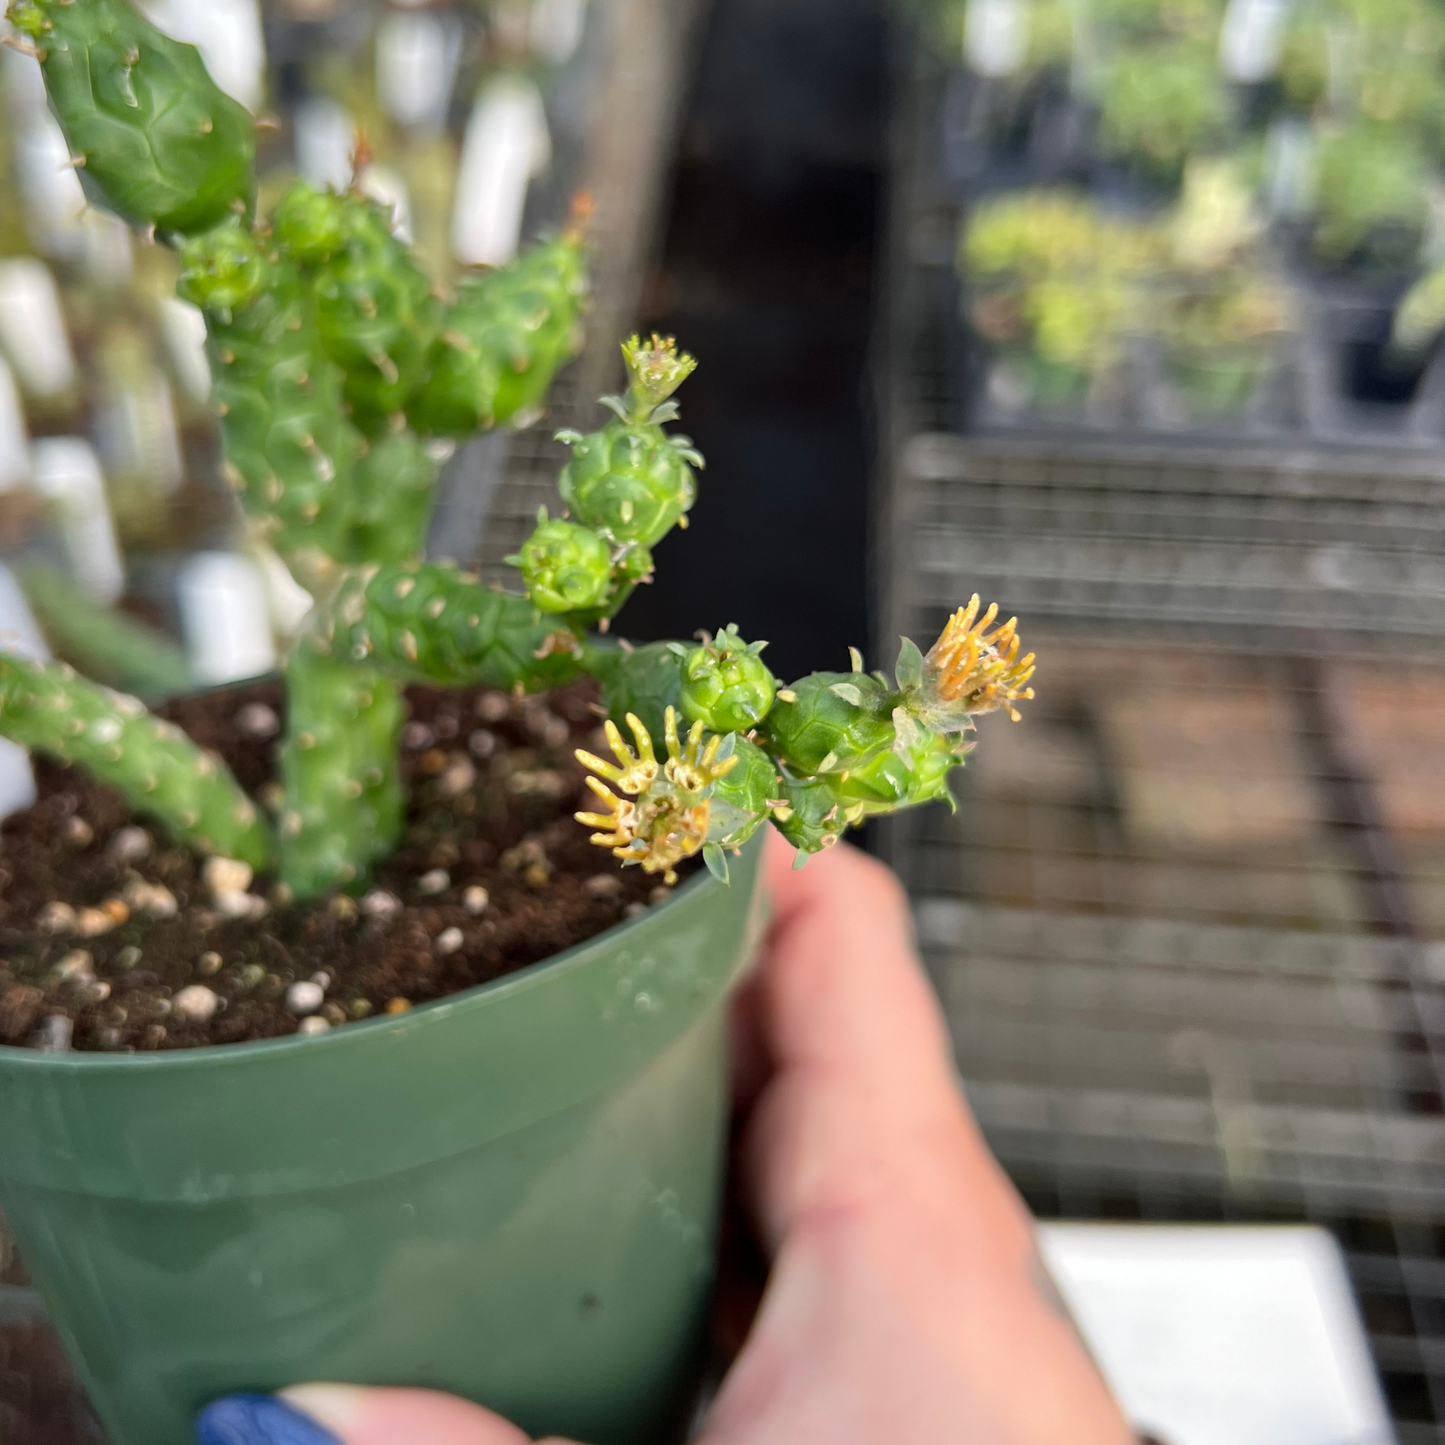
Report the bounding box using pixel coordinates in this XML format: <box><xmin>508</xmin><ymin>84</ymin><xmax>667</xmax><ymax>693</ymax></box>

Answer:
<box><xmin>196</xmin><ymin>1393</ymin><xmax>341</xmax><ymax>1445</ymax></box>
<box><xmin>278</xmin><ymin>1385</ymin><xmax>366</xmax><ymax>1436</ymax></box>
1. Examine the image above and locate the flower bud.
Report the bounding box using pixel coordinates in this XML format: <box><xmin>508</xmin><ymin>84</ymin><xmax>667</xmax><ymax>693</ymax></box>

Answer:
<box><xmin>513</xmin><ymin>518</ymin><xmax>613</xmax><ymax>615</ymax></box>
<box><xmin>178</xmin><ymin>221</ymin><xmax>268</xmax><ymax>313</ymax></box>
<box><xmin>557</xmin><ymin>426</ymin><xmax>698</xmax><ymax>548</ymax></box>
<box><xmin>679</xmin><ymin>625</ymin><xmax>777</xmax><ymax>734</ymax></box>
<box><xmin>272</xmin><ymin>183</ymin><xmax>350</xmax><ymax>263</ymax></box>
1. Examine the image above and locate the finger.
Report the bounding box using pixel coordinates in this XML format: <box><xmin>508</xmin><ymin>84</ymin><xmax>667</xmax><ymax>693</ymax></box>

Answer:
<box><xmin>277</xmin><ymin>1385</ymin><xmax>580</xmax><ymax>1445</ymax></box>
<box><xmin>757</xmin><ymin>834</ymin><xmax>953</xmax><ymax>1099</ymax></box>
<box><xmin>740</xmin><ymin>838</ymin><xmax>993</xmax><ymax>1249</ymax></box>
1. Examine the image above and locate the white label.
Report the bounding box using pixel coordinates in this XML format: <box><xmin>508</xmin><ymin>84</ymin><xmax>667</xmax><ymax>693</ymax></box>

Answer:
<box><xmin>0</xmin><ymin>40</ymin><xmax>48</xmax><ymax>123</ymax></box>
<box><xmin>176</xmin><ymin>552</ymin><xmax>276</xmax><ymax>685</ymax></box>
<box><xmin>0</xmin><ymin>358</ymin><xmax>31</xmax><ymax>491</ymax></box>
<box><xmin>15</xmin><ymin>117</ymin><xmax>88</xmax><ymax>260</ymax></box>
<box><xmin>158</xmin><ymin>296</ymin><xmax>212</xmax><ymax>402</ymax></box>
<box><xmin>245</xmin><ymin>539</ymin><xmax>314</xmax><ymax>639</ymax></box>
<box><xmin>81</xmin><ymin>210</ymin><xmax>135</xmax><ymax>286</ymax></box>
<box><xmin>966</xmin><ymin>0</ymin><xmax>1030</xmax><ymax>78</ymax></box>
<box><xmin>1039</xmin><ymin>1225</ymin><xmax>1395</xmax><ymax>1445</ymax></box>
<box><xmin>99</xmin><ymin>371</ymin><xmax>183</xmax><ymax>496</ymax></box>
<box><xmin>375</xmin><ymin>11</ymin><xmax>461</xmax><ymax>131</ymax></box>
<box><xmin>30</xmin><ymin>438</ymin><xmax>124</xmax><ymax>606</ymax></box>
<box><xmin>0</xmin><ymin>565</ymin><xmax>50</xmax><ymax>664</ymax></box>
<box><xmin>452</xmin><ymin>77</ymin><xmax>552</xmax><ymax>267</ymax></box>
<box><xmin>1264</xmin><ymin>116</ymin><xmax>1317</xmax><ymax>218</ymax></box>
<box><xmin>0</xmin><ymin>564</ymin><xmax>49</xmax><ymax>820</ymax></box>
<box><xmin>294</xmin><ymin>97</ymin><xmax>357</xmax><ymax>194</ymax></box>
<box><xmin>530</xmin><ymin>0</ymin><xmax>587</xmax><ymax>65</ymax></box>
<box><xmin>356</xmin><ymin>164</ymin><xmax>414</xmax><ymax>244</ymax></box>
<box><xmin>0</xmin><ymin>259</ymin><xmax>75</xmax><ymax>397</ymax></box>
<box><xmin>1219</xmin><ymin>0</ymin><xmax>1292</xmax><ymax>83</ymax></box>
<box><xmin>135</xmin><ymin>0</ymin><xmax>266</xmax><ymax>112</ymax></box>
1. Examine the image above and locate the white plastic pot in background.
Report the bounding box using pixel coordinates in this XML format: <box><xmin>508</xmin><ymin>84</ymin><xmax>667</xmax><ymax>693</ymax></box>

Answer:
<box><xmin>176</xmin><ymin>551</ymin><xmax>277</xmax><ymax>685</ymax></box>
<box><xmin>452</xmin><ymin>77</ymin><xmax>552</xmax><ymax>268</ymax></box>
<box><xmin>0</xmin><ymin>259</ymin><xmax>76</xmax><ymax>399</ymax></box>
<box><xmin>30</xmin><ymin>438</ymin><xmax>125</xmax><ymax>607</ymax></box>
<box><xmin>0</xmin><ymin>564</ymin><xmax>50</xmax><ymax>818</ymax></box>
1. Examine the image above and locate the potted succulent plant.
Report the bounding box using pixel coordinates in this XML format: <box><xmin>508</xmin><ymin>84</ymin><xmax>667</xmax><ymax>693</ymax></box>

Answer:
<box><xmin>1154</xmin><ymin>158</ymin><xmax>1293</xmax><ymax>420</ymax></box>
<box><xmin>959</xmin><ymin>189</ymin><xmax>1158</xmax><ymax>412</ymax></box>
<box><xmin>1095</xmin><ymin>40</ymin><xmax>1231</xmax><ymax>180</ymax></box>
<box><xmin>0</xmin><ymin>3</ymin><xmax>1036</xmax><ymax>1444</ymax></box>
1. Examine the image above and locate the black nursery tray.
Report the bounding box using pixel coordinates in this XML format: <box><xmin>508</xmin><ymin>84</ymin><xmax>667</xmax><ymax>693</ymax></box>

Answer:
<box><xmin>907</xmin><ymin>47</ymin><xmax>1445</xmax><ymax>456</ymax></box>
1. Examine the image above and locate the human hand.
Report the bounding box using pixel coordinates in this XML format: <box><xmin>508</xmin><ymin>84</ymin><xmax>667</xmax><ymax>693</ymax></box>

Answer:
<box><xmin>198</xmin><ymin>835</ymin><xmax>1133</xmax><ymax>1445</ymax></box>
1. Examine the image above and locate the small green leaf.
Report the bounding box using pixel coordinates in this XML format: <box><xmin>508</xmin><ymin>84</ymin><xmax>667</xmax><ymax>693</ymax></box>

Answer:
<box><xmin>792</xmin><ymin>849</ymin><xmax>811</xmax><ymax>871</ymax></box>
<box><xmin>895</xmin><ymin>637</ymin><xmax>924</xmax><ymax>692</ymax></box>
<box><xmin>829</xmin><ymin>683</ymin><xmax>864</xmax><ymax>706</ymax></box>
<box><xmin>703</xmin><ymin>842</ymin><xmax>730</xmax><ymax>884</ymax></box>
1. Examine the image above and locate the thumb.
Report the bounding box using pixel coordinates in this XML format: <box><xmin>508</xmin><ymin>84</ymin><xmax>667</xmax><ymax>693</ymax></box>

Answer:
<box><xmin>196</xmin><ymin>1385</ymin><xmax>581</xmax><ymax>1445</ymax></box>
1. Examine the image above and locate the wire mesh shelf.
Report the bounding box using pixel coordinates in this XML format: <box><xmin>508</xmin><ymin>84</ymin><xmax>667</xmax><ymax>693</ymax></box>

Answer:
<box><xmin>880</xmin><ymin>633</ymin><xmax>1445</xmax><ymax>1435</ymax></box>
<box><xmin>469</xmin><ymin>0</ymin><xmax>705</xmax><ymax>583</ymax></box>
<box><xmin>880</xmin><ymin>17</ymin><xmax>1445</xmax><ymax>1435</ymax></box>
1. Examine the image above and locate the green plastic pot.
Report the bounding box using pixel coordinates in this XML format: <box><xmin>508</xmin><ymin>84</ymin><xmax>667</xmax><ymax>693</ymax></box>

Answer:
<box><xmin>0</xmin><ymin>838</ymin><xmax>766</xmax><ymax>1445</ymax></box>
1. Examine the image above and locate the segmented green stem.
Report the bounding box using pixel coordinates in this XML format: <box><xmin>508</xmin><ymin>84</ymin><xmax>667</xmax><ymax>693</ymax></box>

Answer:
<box><xmin>343</xmin><ymin>429</ymin><xmax>439</xmax><ymax>567</ymax></box>
<box><xmin>409</xmin><ymin>232</ymin><xmax>589</xmax><ymax>438</ymax></box>
<box><xmin>10</xmin><ymin>0</ymin><xmax>255</xmax><ymax>236</ymax></box>
<box><xmin>0</xmin><ymin>654</ymin><xmax>273</xmax><ymax>869</ymax></box>
<box><xmin>179</xmin><ymin>221</ymin><xmax>362</xmax><ymax>582</ymax></box>
<box><xmin>318</xmin><ymin>562</ymin><xmax>585</xmax><ymax>693</ymax></box>
<box><xmin>278</xmin><ymin>649</ymin><xmax>404</xmax><ymax>897</ymax></box>
<box><xmin>19</xmin><ymin>562</ymin><xmax>194</xmax><ymax>703</ymax></box>
<box><xmin>274</xmin><ymin>185</ymin><xmax>442</xmax><ymax>434</ymax></box>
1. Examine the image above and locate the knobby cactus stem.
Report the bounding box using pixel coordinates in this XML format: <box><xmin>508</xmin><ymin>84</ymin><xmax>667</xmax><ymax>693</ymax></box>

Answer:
<box><xmin>0</xmin><ymin>0</ymin><xmax>1035</xmax><ymax>904</ymax></box>
<box><xmin>10</xmin><ymin>0</ymin><xmax>256</xmax><ymax>236</ymax></box>
<box><xmin>278</xmin><ymin>649</ymin><xmax>404</xmax><ymax>899</ymax></box>
<box><xmin>0</xmin><ymin>655</ymin><xmax>274</xmax><ymax>871</ymax></box>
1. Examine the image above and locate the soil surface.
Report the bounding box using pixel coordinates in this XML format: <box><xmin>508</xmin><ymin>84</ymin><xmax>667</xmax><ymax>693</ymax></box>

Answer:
<box><xmin>0</xmin><ymin>679</ymin><xmax>685</xmax><ymax>1052</ymax></box>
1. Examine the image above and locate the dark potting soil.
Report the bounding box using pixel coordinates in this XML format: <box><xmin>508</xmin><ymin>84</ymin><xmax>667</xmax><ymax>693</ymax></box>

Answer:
<box><xmin>0</xmin><ymin>679</ymin><xmax>687</xmax><ymax>1052</ymax></box>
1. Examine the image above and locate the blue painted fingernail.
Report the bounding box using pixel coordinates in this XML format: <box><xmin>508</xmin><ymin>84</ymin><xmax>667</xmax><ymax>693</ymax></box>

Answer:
<box><xmin>196</xmin><ymin>1394</ymin><xmax>341</xmax><ymax>1445</ymax></box>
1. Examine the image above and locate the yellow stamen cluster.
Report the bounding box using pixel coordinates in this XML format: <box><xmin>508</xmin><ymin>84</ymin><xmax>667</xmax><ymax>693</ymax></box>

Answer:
<box><xmin>925</xmin><ymin>596</ymin><xmax>1036</xmax><ymax>721</ymax></box>
<box><xmin>575</xmin><ymin>708</ymin><xmax>739</xmax><ymax>884</ymax></box>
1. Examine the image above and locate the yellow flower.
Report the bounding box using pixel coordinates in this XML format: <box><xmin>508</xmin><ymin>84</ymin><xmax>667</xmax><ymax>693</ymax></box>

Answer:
<box><xmin>924</xmin><ymin>597</ymin><xmax>1036</xmax><ymax>722</ymax></box>
<box><xmin>574</xmin><ymin>707</ymin><xmax>738</xmax><ymax>885</ymax></box>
